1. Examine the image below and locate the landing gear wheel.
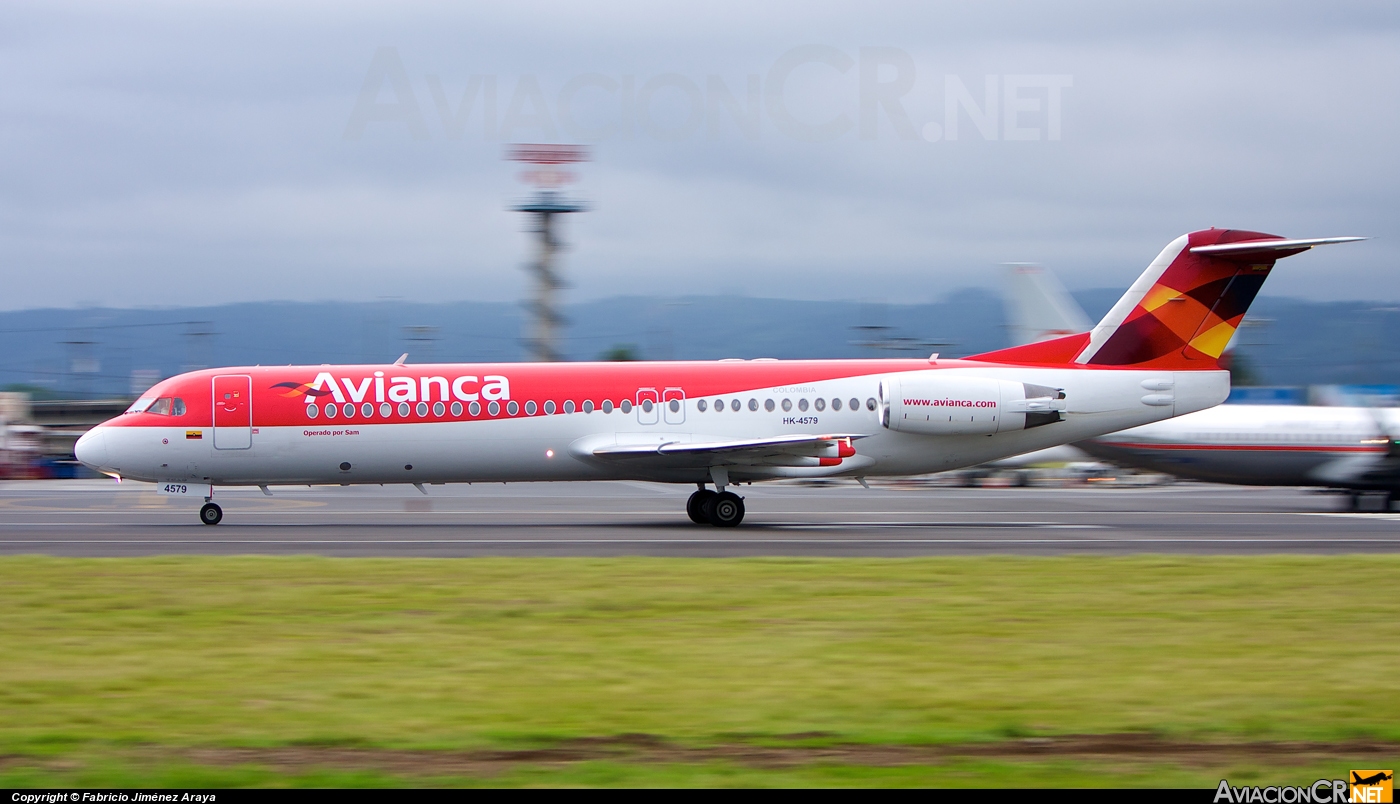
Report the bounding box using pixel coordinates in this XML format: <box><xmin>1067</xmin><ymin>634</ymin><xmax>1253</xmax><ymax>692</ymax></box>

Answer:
<box><xmin>687</xmin><ymin>489</ymin><xmax>716</xmax><ymax>524</ymax></box>
<box><xmin>706</xmin><ymin>491</ymin><xmax>745</xmax><ymax>528</ymax></box>
<box><xmin>200</xmin><ymin>502</ymin><xmax>223</xmax><ymax>526</ymax></box>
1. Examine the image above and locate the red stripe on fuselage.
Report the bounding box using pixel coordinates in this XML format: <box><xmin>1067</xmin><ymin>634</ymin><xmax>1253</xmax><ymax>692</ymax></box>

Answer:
<box><xmin>104</xmin><ymin>359</ymin><xmax>920</xmax><ymax>430</ymax></box>
<box><xmin>1102</xmin><ymin>441</ymin><xmax>1386</xmax><ymax>453</ymax></box>
<box><xmin>103</xmin><ymin>356</ymin><xmax>1195</xmax><ymax>431</ymax></box>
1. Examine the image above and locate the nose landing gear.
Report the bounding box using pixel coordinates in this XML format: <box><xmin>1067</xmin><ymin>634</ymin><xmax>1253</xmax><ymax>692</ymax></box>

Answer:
<box><xmin>200</xmin><ymin>502</ymin><xmax>223</xmax><ymax>525</ymax></box>
<box><xmin>686</xmin><ymin>484</ymin><xmax>745</xmax><ymax>527</ymax></box>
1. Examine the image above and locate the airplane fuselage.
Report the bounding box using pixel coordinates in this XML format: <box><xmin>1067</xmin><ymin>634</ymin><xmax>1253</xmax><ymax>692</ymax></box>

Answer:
<box><xmin>1080</xmin><ymin>404</ymin><xmax>1400</xmax><ymax>491</ymax></box>
<box><xmin>78</xmin><ymin>358</ymin><xmax>1228</xmax><ymax>487</ymax></box>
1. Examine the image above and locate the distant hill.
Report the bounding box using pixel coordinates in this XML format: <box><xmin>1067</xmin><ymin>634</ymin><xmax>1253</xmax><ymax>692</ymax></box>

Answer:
<box><xmin>1</xmin><ymin>290</ymin><xmax>1394</xmax><ymax>398</ymax></box>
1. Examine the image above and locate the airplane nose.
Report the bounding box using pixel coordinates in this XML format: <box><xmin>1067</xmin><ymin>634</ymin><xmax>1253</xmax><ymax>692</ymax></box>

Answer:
<box><xmin>75</xmin><ymin>428</ymin><xmax>109</xmax><ymax>468</ymax></box>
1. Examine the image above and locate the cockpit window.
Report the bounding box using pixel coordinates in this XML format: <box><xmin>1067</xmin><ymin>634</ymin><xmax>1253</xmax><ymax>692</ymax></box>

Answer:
<box><xmin>127</xmin><ymin>396</ymin><xmax>186</xmax><ymax>415</ymax></box>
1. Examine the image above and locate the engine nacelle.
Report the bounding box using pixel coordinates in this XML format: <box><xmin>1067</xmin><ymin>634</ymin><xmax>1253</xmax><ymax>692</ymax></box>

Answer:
<box><xmin>879</xmin><ymin>373</ymin><xmax>1066</xmax><ymax>435</ymax></box>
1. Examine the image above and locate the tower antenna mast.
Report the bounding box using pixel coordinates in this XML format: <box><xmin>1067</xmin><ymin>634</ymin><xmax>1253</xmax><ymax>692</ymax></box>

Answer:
<box><xmin>507</xmin><ymin>144</ymin><xmax>589</xmax><ymax>362</ymax></box>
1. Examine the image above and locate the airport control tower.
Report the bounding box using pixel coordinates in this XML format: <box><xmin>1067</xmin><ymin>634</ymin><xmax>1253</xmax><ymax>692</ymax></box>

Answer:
<box><xmin>507</xmin><ymin>144</ymin><xmax>589</xmax><ymax>362</ymax></box>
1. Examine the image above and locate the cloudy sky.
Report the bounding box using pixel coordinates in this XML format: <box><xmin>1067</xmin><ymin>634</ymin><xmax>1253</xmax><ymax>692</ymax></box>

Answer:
<box><xmin>3</xmin><ymin>0</ymin><xmax>1398</xmax><ymax>310</ymax></box>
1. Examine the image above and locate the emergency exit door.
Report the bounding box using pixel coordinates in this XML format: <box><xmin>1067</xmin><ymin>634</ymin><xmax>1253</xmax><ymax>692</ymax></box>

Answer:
<box><xmin>212</xmin><ymin>375</ymin><xmax>252</xmax><ymax>450</ymax></box>
<box><xmin>662</xmin><ymin>387</ymin><xmax>686</xmax><ymax>425</ymax></box>
<box><xmin>636</xmin><ymin>388</ymin><xmax>659</xmax><ymax>425</ymax></box>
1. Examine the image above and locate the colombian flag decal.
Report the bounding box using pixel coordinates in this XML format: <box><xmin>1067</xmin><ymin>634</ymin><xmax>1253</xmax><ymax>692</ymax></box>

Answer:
<box><xmin>186</xmin><ymin>430</ymin><xmax>202</xmax><ymax>440</ymax></box>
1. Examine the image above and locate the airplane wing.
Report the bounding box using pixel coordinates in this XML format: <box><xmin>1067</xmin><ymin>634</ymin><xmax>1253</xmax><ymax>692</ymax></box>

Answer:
<box><xmin>589</xmin><ymin>433</ymin><xmax>867</xmax><ymax>468</ymax></box>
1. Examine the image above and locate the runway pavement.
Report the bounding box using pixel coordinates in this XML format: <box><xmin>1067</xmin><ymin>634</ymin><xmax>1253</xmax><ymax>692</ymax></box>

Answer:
<box><xmin>0</xmin><ymin>478</ymin><xmax>1397</xmax><ymax>556</ymax></box>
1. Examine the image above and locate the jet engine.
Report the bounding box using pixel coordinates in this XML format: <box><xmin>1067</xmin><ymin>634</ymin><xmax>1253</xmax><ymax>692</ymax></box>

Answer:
<box><xmin>879</xmin><ymin>374</ymin><xmax>1066</xmax><ymax>435</ymax></box>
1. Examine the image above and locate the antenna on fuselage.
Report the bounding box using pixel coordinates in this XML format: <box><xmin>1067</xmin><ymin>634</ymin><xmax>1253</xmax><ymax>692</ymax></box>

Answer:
<box><xmin>393</xmin><ymin>353</ymin><xmax>408</xmax><ymax>366</ymax></box>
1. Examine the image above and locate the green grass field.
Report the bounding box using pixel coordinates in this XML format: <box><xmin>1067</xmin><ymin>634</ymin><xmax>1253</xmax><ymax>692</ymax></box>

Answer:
<box><xmin>1</xmin><ymin>556</ymin><xmax>1396</xmax><ymax>787</ymax></box>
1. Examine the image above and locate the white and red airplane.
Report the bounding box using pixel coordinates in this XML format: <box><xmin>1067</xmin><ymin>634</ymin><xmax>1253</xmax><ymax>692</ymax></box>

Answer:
<box><xmin>1079</xmin><ymin>405</ymin><xmax>1400</xmax><ymax>509</ymax></box>
<box><xmin>74</xmin><ymin>228</ymin><xmax>1361</xmax><ymax>526</ymax></box>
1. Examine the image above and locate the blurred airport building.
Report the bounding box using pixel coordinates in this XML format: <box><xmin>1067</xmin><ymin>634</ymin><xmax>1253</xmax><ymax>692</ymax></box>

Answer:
<box><xmin>1226</xmin><ymin>384</ymin><xmax>1400</xmax><ymax>406</ymax></box>
<box><xmin>0</xmin><ymin>393</ymin><xmax>125</xmax><ymax>478</ymax></box>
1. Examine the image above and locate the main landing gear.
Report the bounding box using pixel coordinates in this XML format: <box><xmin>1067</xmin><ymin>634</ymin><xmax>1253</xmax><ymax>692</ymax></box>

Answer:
<box><xmin>1345</xmin><ymin>491</ymin><xmax>1400</xmax><ymax>513</ymax></box>
<box><xmin>200</xmin><ymin>502</ymin><xmax>223</xmax><ymax>526</ymax></box>
<box><xmin>687</xmin><ymin>483</ymin><xmax>745</xmax><ymax>527</ymax></box>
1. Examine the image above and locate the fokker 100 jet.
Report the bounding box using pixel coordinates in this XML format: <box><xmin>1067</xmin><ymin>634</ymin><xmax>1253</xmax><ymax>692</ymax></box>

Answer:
<box><xmin>75</xmin><ymin>229</ymin><xmax>1360</xmax><ymax>526</ymax></box>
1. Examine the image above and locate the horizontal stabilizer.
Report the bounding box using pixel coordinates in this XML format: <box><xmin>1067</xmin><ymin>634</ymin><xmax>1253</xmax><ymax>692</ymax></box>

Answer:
<box><xmin>1189</xmin><ymin>236</ymin><xmax>1366</xmax><ymax>257</ymax></box>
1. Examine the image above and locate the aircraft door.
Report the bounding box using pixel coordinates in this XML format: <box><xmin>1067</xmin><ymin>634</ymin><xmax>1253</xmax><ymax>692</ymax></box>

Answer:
<box><xmin>636</xmin><ymin>388</ymin><xmax>659</xmax><ymax>425</ymax></box>
<box><xmin>663</xmin><ymin>387</ymin><xmax>686</xmax><ymax>425</ymax></box>
<box><xmin>212</xmin><ymin>375</ymin><xmax>252</xmax><ymax>450</ymax></box>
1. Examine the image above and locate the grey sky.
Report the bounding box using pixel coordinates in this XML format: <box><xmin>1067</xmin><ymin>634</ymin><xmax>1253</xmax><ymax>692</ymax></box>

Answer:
<box><xmin>2</xmin><ymin>1</ymin><xmax>1397</xmax><ymax>310</ymax></box>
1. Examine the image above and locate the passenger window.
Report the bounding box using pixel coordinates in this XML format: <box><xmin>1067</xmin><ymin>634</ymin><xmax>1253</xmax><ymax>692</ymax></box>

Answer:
<box><xmin>730</xmin><ymin>399</ymin><xmax>741</xmax><ymax>412</ymax></box>
<box><xmin>782</xmin><ymin>398</ymin><xmax>792</xmax><ymax>412</ymax></box>
<box><xmin>620</xmin><ymin>400</ymin><xmax>632</xmax><ymax>413</ymax></box>
<box><xmin>832</xmin><ymin>398</ymin><xmax>842</xmax><ymax>411</ymax></box>
<box><xmin>798</xmin><ymin>398</ymin><xmax>809</xmax><ymax>412</ymax></box>
<box><xmin>814</xmin><ymin>398</ymin><xmax>825</xmax><ymax>411</ymax></box>
<box><xmin>697</xmin><ymin>399</ymin><xmax>708</xmax><ymax>412</ymax></box>
<box><xmin>765</xmin><ymin>399</ymin><xmax>775</xmax><ymax>412</ymax></box>
<box><xmin>748</xmin><ymin>399</ymin><xmax>758</xmax><ymax>411</ymax></box>
<box><xmin>602</xmin><ymin>400</ymin><xmax>614</xmax><ymax>413</ymax></box>
<box><xmin>850</xmin><ymin>398</ymin><xmax>860</xmax><ymax>411</ymax></box>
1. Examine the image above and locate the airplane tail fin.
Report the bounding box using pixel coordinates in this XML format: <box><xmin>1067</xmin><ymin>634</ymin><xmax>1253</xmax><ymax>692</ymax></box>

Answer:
<box><xmin>1003</xmin><ymin>263</ymin><xmax>1093</xmax><ymax>347</ymax></box>
<box><xmin>969</xmin><ymin>229</ymin><xmax>1364</xmax><ymax>369</ymax></box>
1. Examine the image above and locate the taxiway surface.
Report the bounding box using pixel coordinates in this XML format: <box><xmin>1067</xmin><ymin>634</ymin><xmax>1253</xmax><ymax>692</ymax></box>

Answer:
<box><xmin>0</xmin><ymin>479</ymin><xmax>1395</xmax><ymax>556</ymax></box>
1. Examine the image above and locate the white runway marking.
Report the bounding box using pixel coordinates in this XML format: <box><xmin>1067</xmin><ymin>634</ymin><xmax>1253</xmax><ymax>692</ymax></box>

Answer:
<box><xmin>1306</xmin><ymin>513</ymin><xmax>1400</xmax><ymax>521</ymax></box>
<box><xmin>3</xmin><ymin>537</ymin><xmax>1399</xmax><ymax>546</ymax></box>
